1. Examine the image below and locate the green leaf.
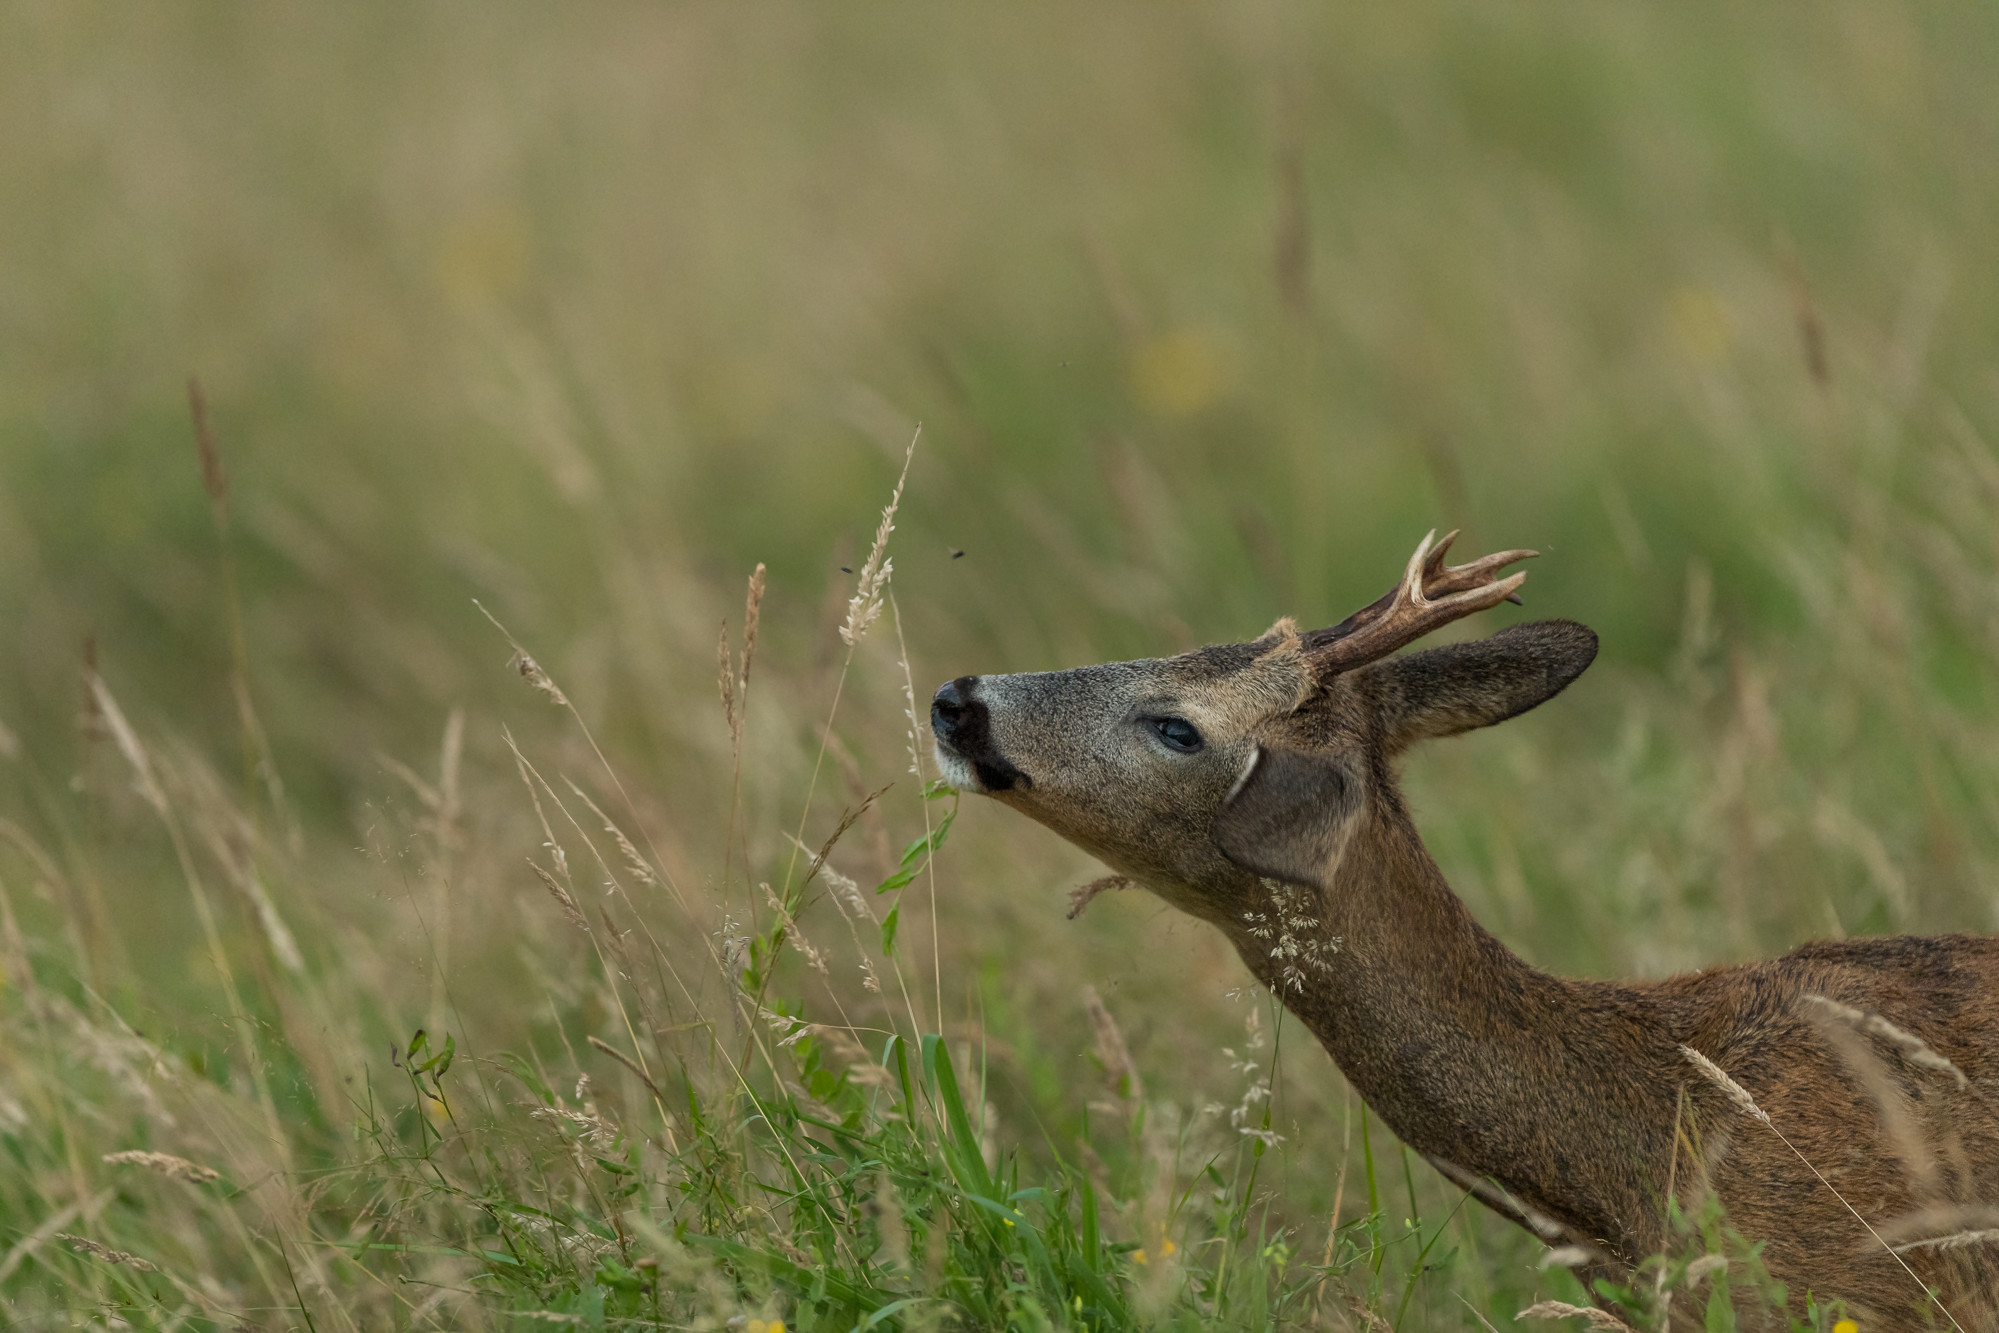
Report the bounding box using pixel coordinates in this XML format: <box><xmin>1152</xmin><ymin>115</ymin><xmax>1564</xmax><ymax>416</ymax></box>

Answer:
<box><xmin>883</xmin><ymin>1035</ymin><xmax>915</xmax><ymax>1114</ymax></box>
<box><xmin>880</xmin><ymin>906</ymin><xmax>899</xmax><ymax>956</ymax></box>
<box><xmin>859</xmin><ymin>1297</ymin><xmax>927</xmax><ymax>1329</ymax></box>
<box><xmin>1078</xmin><ymin>1174</ymin><xmax>1101</xmax><ymax>1268</ymax></box>
<box><xmin>921</xmin><ymin>779</ymin><xmax>956</xmax><ymax>800</ymax></box>
<box><xmin>923</xmin><ymin>1034</ymin><xmax>992</xmax><ymax>1198</ymax></box>
<box><xmin>677</xmin><ymin>1232</ymin><xmax>876</xmax><ymax>1311</ymax></box>
<box><xmin>898</xmin><ymin>811</ymin><xmax>956</xmax><ymax>866</ymax></box>
<box><xmin>873</xmin><ymin>866</ymin><xmax>917</xmax><ymax>895</ymax></box>
<box><xmin>1063</xmin><ymin>1249</ymin><xmax>1128</xmax><ymax>1325</ymax></box>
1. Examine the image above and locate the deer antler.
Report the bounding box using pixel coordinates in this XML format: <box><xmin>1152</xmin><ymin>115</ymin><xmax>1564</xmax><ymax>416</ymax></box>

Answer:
<box><xmin>1302</xmin><ymin>530</ymin><xmax>1535</xmax><ymax>676</ymax></box>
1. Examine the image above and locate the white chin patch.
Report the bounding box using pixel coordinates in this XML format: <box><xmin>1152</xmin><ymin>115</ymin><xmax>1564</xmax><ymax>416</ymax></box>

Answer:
<box><xmin>933</xmin><ymin>744</ymin><xmax>981</xmax><ymax>794</ymax></box>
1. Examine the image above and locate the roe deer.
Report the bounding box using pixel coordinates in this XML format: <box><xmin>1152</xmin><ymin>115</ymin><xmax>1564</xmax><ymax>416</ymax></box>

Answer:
<box><xmin>930</xmin><ymin>532</ymin><xmax>1999</xmax><ymax>1329</ymax></box>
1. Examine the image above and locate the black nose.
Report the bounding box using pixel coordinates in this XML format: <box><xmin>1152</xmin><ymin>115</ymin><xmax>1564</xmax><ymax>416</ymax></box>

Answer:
<box><xmin>931</xmin><ymin>676</ymin><xmax>977</xmax><ymax>744</ymax></box>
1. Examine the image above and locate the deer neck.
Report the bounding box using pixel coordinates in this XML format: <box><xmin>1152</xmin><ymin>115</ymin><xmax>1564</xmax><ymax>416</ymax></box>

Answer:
<box><xmin>1223</xmin><ymin>788</ymin><xmax>1677</xmax><ymax>1259</ymax></box>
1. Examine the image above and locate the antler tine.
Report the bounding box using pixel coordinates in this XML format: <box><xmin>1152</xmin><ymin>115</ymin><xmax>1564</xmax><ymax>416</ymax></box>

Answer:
<box><xmin>1303</xmin><ymin>531</ymin><xmax>1535</xmax><ymax>677</ymax></box>
<box><xmin>1421</xmin><ymin>529</ymin><xmax>1459</xmax><ymax>580</ymax></box>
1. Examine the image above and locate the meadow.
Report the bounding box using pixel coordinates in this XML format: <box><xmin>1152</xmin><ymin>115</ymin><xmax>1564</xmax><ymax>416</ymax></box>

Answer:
<box><xmin>2</xmin><ymin>3</ymin><xmax>1998</xmax><ymax>1327</ymax></box>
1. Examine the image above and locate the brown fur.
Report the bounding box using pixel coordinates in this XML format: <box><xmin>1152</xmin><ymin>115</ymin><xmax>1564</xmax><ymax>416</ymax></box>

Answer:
<box><xmin>932</xmin><ymin>553</ymin><xmax>1999</xmax><ymax>1329</ymax></box>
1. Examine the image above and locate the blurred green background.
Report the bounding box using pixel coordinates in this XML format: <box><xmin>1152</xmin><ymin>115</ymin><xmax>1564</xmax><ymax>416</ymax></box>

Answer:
<box><xmin>4</xmin><ymin>1</ymin><xmax>1999</xmax><ymax>1323</ymax></box>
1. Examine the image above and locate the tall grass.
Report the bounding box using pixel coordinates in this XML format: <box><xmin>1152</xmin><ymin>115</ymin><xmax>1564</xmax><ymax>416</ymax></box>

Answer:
<box><xmin>3</xmin><ymin>2</ymin><xmax>1999</xmax><ymax>1327</ymax></box>
<box><xmin>0</xmin><ymin>431</ymin><xmax>1900</xmax><ymax>1329</ymax></box>
<box><xmin>0</xmin><ymin>450</ymin><xmax>1563</xmax><ymax>1329</ymax></box>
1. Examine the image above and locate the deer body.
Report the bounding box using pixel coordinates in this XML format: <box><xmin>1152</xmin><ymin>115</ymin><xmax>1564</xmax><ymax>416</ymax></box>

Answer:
<box><xmin>931</xmin><ymin>534</ymin><xmax>1999</xmax><ymax>1327</ymax></box>
<box><xmin>1226</xmin><ymin>796</ymin><xmax>1999</xmax><ymax>1322</ymax></box>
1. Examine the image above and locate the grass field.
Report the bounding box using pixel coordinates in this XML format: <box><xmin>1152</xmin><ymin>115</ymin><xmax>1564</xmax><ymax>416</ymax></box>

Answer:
<box><xmin>3</xmin><ymin>3</ymin><xmax>1998</xmax><ymax>1327</ymax></box>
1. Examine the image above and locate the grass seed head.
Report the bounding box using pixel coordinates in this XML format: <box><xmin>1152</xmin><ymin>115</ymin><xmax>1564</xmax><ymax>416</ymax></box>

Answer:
<box><xmin>515</xmin><ymin>653</ymin><xmax>570</xmax><ymax>707</ymax></box>
<box><xmin>1801</xmin><ymin>992</ymin><xmax>1969</xmax><ymax>1088</ymax></box>
<box><xmin>101</xmin><ymin>1150</ymin><xmax>222</xmax><ymax>1184</ymax></box>
<box><xmin>1678</xmin><ymin>1045</ymin><xmax>1771</xmax><ymax>1125</ymax></box>
<box><xmin>839</xmin><ymin>428</ymin><xmax>918</xmax><ymax>647</ymax></box>
<box><xmin>1514</xmin><ymin>1301</ymin><xmax>1636</xmax><ymax>1331</ymax></box>
<box><xmin>58</xmin><ymin>1234</ymin><xmax>157</xmax><ymax>1272</ymax></box>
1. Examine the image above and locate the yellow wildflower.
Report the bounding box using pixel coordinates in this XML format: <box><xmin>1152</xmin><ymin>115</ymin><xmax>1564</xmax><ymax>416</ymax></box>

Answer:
<box><xmin>1131</xmin><ymin>330</ymin><xmax>1228</xmax><ymax>418</ymax></box>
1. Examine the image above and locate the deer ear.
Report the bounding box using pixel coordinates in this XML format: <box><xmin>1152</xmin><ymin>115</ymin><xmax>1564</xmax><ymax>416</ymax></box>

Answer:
<box><xmin>1365</xmin><ymin>619</ymin><xmax>1597</xmax><ymax>755</ymax></box>
<box><xmin>1212</xmin><ymin>745</ymin><xmax>1363</xmax><ymax>889</ymax></box>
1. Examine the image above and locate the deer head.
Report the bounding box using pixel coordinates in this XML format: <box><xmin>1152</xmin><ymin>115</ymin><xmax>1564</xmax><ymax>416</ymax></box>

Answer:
<box><xmin>929</xmin><ymin>531</ymin><xmax>1598</xmax><ymax>925</ymax></box>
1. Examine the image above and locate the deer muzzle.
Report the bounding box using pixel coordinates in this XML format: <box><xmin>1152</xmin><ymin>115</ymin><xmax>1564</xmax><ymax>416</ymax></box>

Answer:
<box><xmin>930</xmin><ymin>676</ymin><xmax>1030</xmax><ymax>793</ymax></box>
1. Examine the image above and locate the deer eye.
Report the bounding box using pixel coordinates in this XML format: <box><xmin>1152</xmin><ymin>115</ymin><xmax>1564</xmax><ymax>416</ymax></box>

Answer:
<box><xmin>1147</xmin><ymin>716</ymin><xmax>1204</xmax><ymax>754</ymax></box>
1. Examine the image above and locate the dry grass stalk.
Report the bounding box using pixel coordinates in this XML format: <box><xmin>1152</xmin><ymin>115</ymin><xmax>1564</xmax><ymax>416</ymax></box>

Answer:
<box><xmin>484</xmin><ymin>612</ymin><xmax>691</xmax><ymax>938</ymax></box>
<box><xmin>741</xmin><ymin>562</ymin><xmax>766</xmax><ymax>696</ymax></box>
<box><xmin>187</xmin><ymin>378</ymin><xmax>229</xmax><ymax>511</ymax></box>
<box><xmin>1682</xmin><ymin>1253</ymin><xmax>1727</xmax><ymax>1285</ymax></box>
<box><xmin>529</xmin><ymin>1104</ymin><xmax>618</xmax><ymax>1147</ymax></box>
<box><xmin>1777</xmin><ymin>239</ymin><xmax>1832</xmax><ymax>391</ymax></box>
<box><xmin>1879</xmin><ymin>1204</ymin><xmax>1999</xmax><ymax>1255</ymax></box>
<box><xmin>101</xmin><ymin>1150</ymin><xmax>221</xmax><ymax>1184</ymax></box>
<box><xmin>1066</xmin><ymin>875</ymin><xmax>1134</xmax><ymax>920</ymax></box>
<box><xmin>506</xmin><ymin>730</ymin><xmax>697</xmax><ymax>1017</ymax></box>
<box><xmin>505</xmin><ymin>728</ymin><xmax>570</xmax><ymax>882</ymax></box>
<box><xmin>376</xmin><ymin>750</ymin><xmax>441</xmax><ymax>810</ymax></box>
<box><xmin>1458</xmin><ymin>1296</ymin><xmax>1504</xmax><ymax>1333</ymax></box>
<box><xmin>593</xmin><ymin>901</ymin><xmax>641</xmax><ymax>988</ymax></box>
<box><xmin>1801</xmin><ymin>997</ymin><xmax>1940</xmax><ymax>1196</ymax></box>
<box><xmin>840</xmin><ymin>426</ymin><xmax>918</xmax><ymax>647</ymax></box>
<box><xmin>1677</xmin><ymin>1046</ymin><xmax>1770</xmax><ymax>1125</ymax></box>
<box><xmin>811</xmin><ymin>1025</ymin><xmax>895</xmax><ymax>1087</ymax></box>
<box><xmin>515</xmin><ymin>652</ymin><xmax>570</xmax><ymax>707</ymax></box>
<box><xmin>1895</xmin><ymin>1228</ymin><xmax>1999</xmax><ymax>1255</ymax></box>
<box><xmin>528</xmin><ymin>859</ymin><xmax>589</xmax><ymax>934</ymax></box>
<box><xmin>58</xmin><ymin>1233</ymin><xmax>157</xmax><ymax>1272</ymax></box>
<box><xmin>789</xmin><ymin>791</ymin><xmax>885</xmax><ymax>897</ymax></box>
<box><xmin>586</xmin><ymin>1034</ymin><xmax>663</xmax><ymax>1099</ymax></box>
<box><xmin>188</xmin><ymin>376</ymin><xmax>296</xmax><ymax>849</ymax></box>
<box><xmin>815</xmin><ymin>860</ymin><xmax>884</xmax><ymax>996</ymax></box>
<box><xmin>566</xmin><ymin>780</ymin><xmax>661</xmax><ymax>889</ymax></box>
<box><xmin>719</xmin><ymin>562</ymin><xmax>770</xmax><ymax>902</ymax></box>
<box><xmin>0</xmin><ymin>1188</ymin><xmax>111</xmax><ymax>1286</ymax></box>
<box><xmin>716</xmin><ymin>620</ymin><xmax>737</xmax><ymax>740</ymax></box>
<box><xmin>1812</xmin><ymin>797</ymin><xmax>1911</xmax><ymax>920</ymax></box>
<box><xmin>439</xmin><ymin>705</ymin><xmax>463</xmax><ymax>835</ymax></box>
<box><xmin>89</xmin><ymin>675</ymin><xmax>169</xmax><ymax>816</ymax></box>
<box><xmin>1337</xmin><ymin>1286</ymin><xmax>1394</xmax><ymax>1332</ymax></box>
<box><xmin>819</xmin><ymin>862</ymin><xmax>873</xmax><ymax>925</ymax></box>
<box><xmin>82</xmin><ymin>676</ymin><xmax>292</xmax><ymax>1160</ymax></box>
<box><xmin>1680</xmin><ymin>1046</ymin><xmax>1970</xmax><ymax>1331</ymax></box>
<box><xmin>1514</xmin><ymin>1301</ymin><xmax>1635</xmax><ymax>1331</ymax></box>
<box><xmin>181</xmin><ymin>762</ymin><xmax>305</xmax><ymax>975</ymax></box>
<box><xmin>1425</xmin><ymin>1154</ymin><xmax>1577</xmax><ymax>1246</ymax></box>
<box><xmin>1801</xmin><ymin>992</ymin><xmax>1968</xmax><ymax>1088</ymax></box>
<box><xmin>889</xmin><ymin>591</ymin><xmax>950</xmax><ymax>1027</ymax></box>
<box><xmin>760</xmin><ymin>881</ymin><xmax>827</xmax><ymax>975</ymax></box>
<box><xmin>1082</xmin><ymin>984</ymin><xmax>1143</xmax><ymax>1107</ymax></box>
